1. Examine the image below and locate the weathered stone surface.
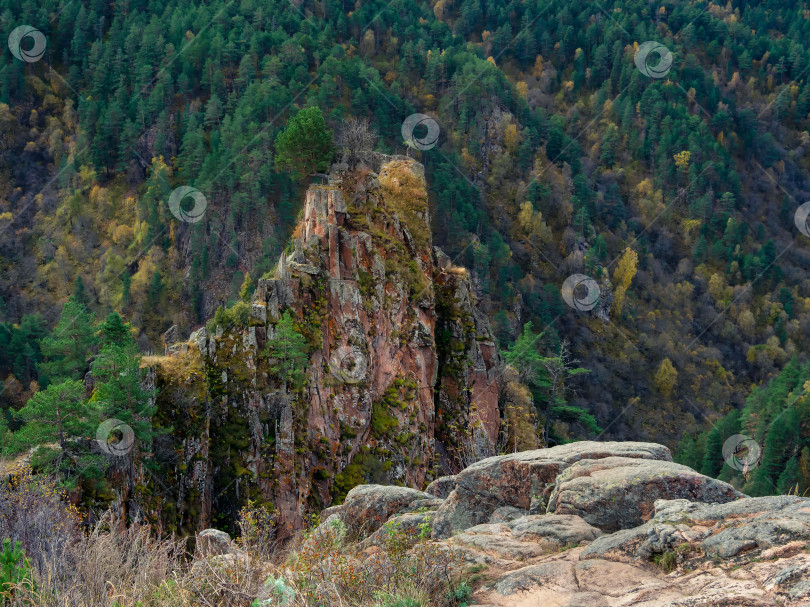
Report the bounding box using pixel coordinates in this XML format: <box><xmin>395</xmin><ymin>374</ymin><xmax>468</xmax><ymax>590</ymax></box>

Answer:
<box><xmin>432</xmin><ymin>441</ymin><xmax>671</xmax><ymax>537</ymax></box>
<box><xmin>508</xmin><ymin>514</ymin><xmax>602</xmax><ymax>546</ymax></box>
<box><xmin>147</xmin><ymin>159</ymin><xmax>502</xmax><ymax>539</ymax></box>
<box><xmin>547</xmin><ymin>456</ymin><xmax>743</xmax><ymax>531</ymax></box>
<box><xmin>489</xmin><ymin>506</ymin><xmax>528</xmax><ymax>523</ymax></box>
<box><xmin>447</xmin><ymin>514</ymin><xmax>602</xmax><ymax>563</ymax></box>
<box><xmin>401</xmin><ymin>497</ymin><xmax>444</xmax><ymax>512</ymax></box>
<box><xmin>321</xmin><ymin>484</ymin><xmax>434</xmax><ymax>539</ymax></box>
<box><xmin>195</xmin><ymin>528</ymin><xmax>237</xmax><ymax>557</ymax></box>
<box><xmin>357</xmin><ymin>511</ymin><xmax>434</xmax><ymax>549</ymax></box>
<box><xmin>492</xmin><ymin>561</ymin><xmax>578</xmax><ymax>595</ymax></box>
<box><xmin>583</xmin><ymin>496</ymin><xmax>810</xmax><ymax>563</ymax></box>
<box><xmin>313</xmin><ymin>448</ymin><xmax>810</xmax><ymax>607</ymax></box>
<box><xmin>425</xmin><ymin>475</ymin><xmax>457</xmax><ymax>498</ymax></box>
<box><xmin>451</xmin><ymin>530</ymin><xmax>549</xmax><ymax>561</ymax></box>
<box><xmin>574</xmin><ymin>558</ymin><xmax>671</xmax><ymax>597</ymax></box>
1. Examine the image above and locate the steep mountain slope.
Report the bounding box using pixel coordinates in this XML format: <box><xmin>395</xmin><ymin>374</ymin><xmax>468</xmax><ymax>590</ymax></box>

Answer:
<box><xmin>141</xmin><ymin>157</ymin><xmax>500</xmax><ymax>537</ymax></box>
<box><xmin>3</xmin><ymin>0</ymin><xmax>810</xmax><ymax>450</ymax></box>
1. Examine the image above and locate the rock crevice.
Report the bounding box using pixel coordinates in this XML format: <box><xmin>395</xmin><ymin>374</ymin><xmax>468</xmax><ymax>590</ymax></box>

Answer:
<box><xmin>146</xmin><ymin>160</ymin><xmax>500</xmax><ymax>538</ymax></box>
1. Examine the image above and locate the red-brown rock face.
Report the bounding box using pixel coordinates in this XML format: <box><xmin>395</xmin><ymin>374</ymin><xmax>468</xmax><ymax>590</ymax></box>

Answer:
<box><xmin>147</xmin><ymin>158</ymin><xmax>500</xmax><ymax>539</ymax></box>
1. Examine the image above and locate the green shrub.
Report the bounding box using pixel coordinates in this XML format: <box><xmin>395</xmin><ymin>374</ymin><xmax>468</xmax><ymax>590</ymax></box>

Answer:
<box><xmin>377</xmin><ymin>595</ymin><xmax>422</xmax><ymax>607</ymax></box>
<box><xmin>447</xmin><ymin>580</ymin><xmax>472</xmax><ymax>605</ymax></box>
<box><xmin>206</xmin><ymin>300</ymin><xmax>252</xmax><ymax>333</ymax></box>
<box><xmin>652</xmin><ymin>550</ymin><xmax>677</xmax><ymax>573</ymax></box>
<box><xmin>0</xmin><ymin>538</ymin><xmax>33</xmax><ymax>604</ymax></box>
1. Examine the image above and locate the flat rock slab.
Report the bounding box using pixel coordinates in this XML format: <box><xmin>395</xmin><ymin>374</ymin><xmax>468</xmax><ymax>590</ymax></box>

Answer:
<box><xmin>583</xmin><ymin>496</ymin><xmax>810</xmax><ymax>563</ymax></box>
<box><xmin>508</xmin><ymin>514</ymin><xmax>603</xmax><ymax>546</ymax></box>
<box><xmin>574</xmin><ymin>559</ymin><xmax>671</xmax><ymax>597</ymax></box>
<box><xmin>493</xmin><ymin>560</ymin><xmax>578</xmax><ymax>596</ymax></box>
<box><xmin>547</xmin><ymin>457</ymin><xmax>743</xmax><ymax>532</ymax></box>
<box><xmin>447</xmin><ymin>514</ymin><xmax>602</xmax><ymax>566</ymax></box>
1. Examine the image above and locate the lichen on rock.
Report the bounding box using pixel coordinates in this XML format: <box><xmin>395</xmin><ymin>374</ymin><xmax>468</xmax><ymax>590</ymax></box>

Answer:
<box><xmin>142</xmin><ymin>158</ymin><xmax>500</xmax><ymax>539</ymax></box>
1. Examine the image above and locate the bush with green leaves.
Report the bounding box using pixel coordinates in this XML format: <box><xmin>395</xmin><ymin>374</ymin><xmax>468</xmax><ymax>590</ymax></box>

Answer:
<box><xmin>0</xmin><ymin>538</ymin><xmax>33</xmax><ymax>604</ymax></box>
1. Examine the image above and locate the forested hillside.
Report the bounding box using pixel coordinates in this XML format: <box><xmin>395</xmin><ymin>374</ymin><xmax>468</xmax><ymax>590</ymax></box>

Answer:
<box><xmin>677</xmin><ymin>357</ymin><xmax>810</xmax><ymax>496</ymax></box>
<box><xmin>2</xmin><ymin>0</ymin><xmax>810</xmax><ymax>449</ymax></box>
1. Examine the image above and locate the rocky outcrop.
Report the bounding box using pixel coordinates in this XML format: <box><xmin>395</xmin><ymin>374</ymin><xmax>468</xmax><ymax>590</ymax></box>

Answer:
<box><xmin>546</xmin><ymin>456</ymin><xmax>743</xmax><ymax>532</ymax></box>
<box><xmin>309</xmin><ymin>441</ymin><xmax>810</xmax><ymax>607</ymax></box>
<box><xmin>143</xmin><ymin>159</ymin><xmax>500</xmax><ymax>539</ymax></box>
<box><xmin>431</xmin><ymin>441</ymin><xmax>672</xmax><ymax>537</ymax></box>
<box><xmin>319</xmin><ymin>484</ymin><xmax>434</xmax><ymax>539</ymax></box>
<box><xmin>581</xmin><ymin>496</ymin><xmax>810</xmax><ymax>563</ymax></box>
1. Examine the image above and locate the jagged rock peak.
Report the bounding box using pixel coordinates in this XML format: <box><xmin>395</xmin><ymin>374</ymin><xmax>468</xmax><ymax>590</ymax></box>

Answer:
<box><xmin>146</xmin><ymin>158</ymin><xmax>500</xmax><ymax>541</ymax></box>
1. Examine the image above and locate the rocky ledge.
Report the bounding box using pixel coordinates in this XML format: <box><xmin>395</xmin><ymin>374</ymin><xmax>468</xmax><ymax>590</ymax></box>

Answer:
<box><xmin>315</xmin><ymin>441</ymin><xmax>810</xmax><ymax>606</ymax></box>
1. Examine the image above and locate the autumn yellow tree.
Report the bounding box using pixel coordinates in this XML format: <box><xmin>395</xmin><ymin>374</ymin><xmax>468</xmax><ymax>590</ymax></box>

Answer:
<box><xmin>674</xmin><ymin>150</ymin><xmax>691</xmax><ymax>173</ymax></box>
<box><xmin>612</xmin><ymin>247</ymin><xmax>638</xmax><ymax>315</ymax></box>
<box><xmin>654</xmin><ymin>358</ymin><xmax>678</xmax><ymax>396</ymax></box>
<box><xmin>518</xmin><ymin>202</ymin><xmax>552</xmax><ymax>243</ymax></box>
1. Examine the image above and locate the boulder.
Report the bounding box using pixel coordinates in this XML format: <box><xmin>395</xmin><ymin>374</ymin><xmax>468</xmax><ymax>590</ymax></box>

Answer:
<box><xmin>488</xmin><ymin>506</ymin><xmax>528</xmax><ymax>523</ymax></box>
<box><xmin>357</xmin><ymin>511</ymin><xmax>434</xmax><ymax>549</ymax></box>
<box><xmin>431</xmin><ymin>441</ymin><xmax>671</xmax><ymax>538</ymax></box>
<box><xmin>401</xmin><ymin>497</ymin><xmax>444</xmax><ymax>512</ymax></box>
<box><xmin>196</xmin><ymin>528</ymin><xmax>238</xmax><ymax>557</ymax></box>
<box><xmin>546</xmin><ymin>457</ymin><xmax>744</xmax><ymax>532</ymax></box>
<box><xmin>425</xmin><ymin>475</ymin><xmax>457</xmax><ymax>498</ymax></box>
<box><xmin>320</xmin><ymin>484</ymin><xmax>434</xmax><ymax>539</ymax></box>
<box><xmin>508</xmin><ymin>514</ymin><xmax>602</xmax><ymax>546</ymax></box>
<box><xmin>431</xmin><ymin>485</ymin><xmax>502</xmax><ymax>538</ymax></box>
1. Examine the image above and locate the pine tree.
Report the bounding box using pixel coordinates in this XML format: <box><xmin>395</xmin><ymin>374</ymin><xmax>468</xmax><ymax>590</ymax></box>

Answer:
<box><xmin>266</xmin><ymin>311</ymin><xmax>309</xmax><ymax>392</ymax></box>
<box><xmin>39</xmin><ymin>297</ymin><xmax>97</xmax><ymax>384</ymax></box>
<box><xmin>776</xmin><ymin>456</ymin><xmax>801</xmax><ymax>494</ymax></box>
<box><xmin>746</xmin><ymin>408</ymin><xmax>799</xmax><ymax>496</ymax></box>
<box><xmin>72</xmin><ymin>276</ymin><xmax>90</xmax><ymax>307</ymax></box>
<box><xmin>505</xmin><ymin>325</ymin><xmax>590</xmax><ymax>445</ymax></box>
<box><xmin>92</xmin><ymin>336</ymin><xmax>156</xmax><ymax>457</ymax></box>
<box><xmin>100</xmin><ymin>312</ymin><xmax>131</xmax><ymax>347</ymax></box>
<box><xmin>700</xmin><ymin>411</ymin><xmax>740</xmax><ymax>477</ymax></box>
<box><xmin>275</xmin><ymin>106</ymin><xmax>335</xmax><ymax>179</ymax></box>
<box><xmin>15</xmin><ymin>379</ymin><xmax>99</xmax><ymax>468</ymax></box>
<box><xmin>147</xmin><ymin>270</ymin><xmax>163</xmax><ymax>309</ymax></box>
<box><xmin>6</xmin><ymin>315</ymin><xmax>47</xmax><ymax>384</ymax></box>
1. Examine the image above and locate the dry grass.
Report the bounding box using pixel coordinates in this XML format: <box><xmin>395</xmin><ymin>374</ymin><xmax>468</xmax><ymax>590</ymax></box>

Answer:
<box><xmin>0</xmin><ymin>470</ymin><xmax>468</xmax><ymax>607</ymax></box>
<box><xmin>274</xmin><ymin>516</ymin><xmax>467</xmax><ymax>607</ymax></box>
<box><xmin>378</xmin><ymin>160</ymin><xmax>430</xmax><ymax>251</ymax></box>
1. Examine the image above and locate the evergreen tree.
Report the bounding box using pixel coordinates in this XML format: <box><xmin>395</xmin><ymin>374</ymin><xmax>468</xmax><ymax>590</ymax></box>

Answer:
<box><xmin>266</xmin><ymin>311</ymin><xmax>309</xmax><ymax>392</ymax></box>
<box><xmin>505</xmin><ymin>324</ymin><xmax>591</xmax><ymax>444</ymax></box>
<box><xmin>38</xmin><ymin>297</ymin><xmax>97</xmax><ymax>385</ymax></box>
<box><xmin>92</xmin><ymin>334</ymin><xmax>156</xmax><ymax>460</ymax></box>
<box><xmin>699</xmin><ymin>411</ymin><xmax>740</xmax><ymax>478</ymax></box>
<box><xmin>746</xmin><ymin>408</ymin><xmax>799</xmax><ymax>496</ymax></box>
<box><xmin>14</xmin><ymin>379</ymin><xmax>101</xmax><ymax>484</ymax></box>
<box><xmin>5</xmin><ymin>315</ymin><xmax>47</xmax><ymax>384</ymax></box>
<box><xmin>274</xmin><ymin>106</ymin><xmax>335</xmax><ymax>179</ymax></box>
<box><xmin>100</xmin><ymin>312</ymin><xmax>131</xmax><ymax>347</ymax></box>
<box><xmin>72</xmin><ymin>276</ymin><xmax>90</xmax><ymax>307</ymax></box>
<box><xmin>776</xmin><ymin>456</ymin><xmax>801</xmax><ymax>494</ymax></box>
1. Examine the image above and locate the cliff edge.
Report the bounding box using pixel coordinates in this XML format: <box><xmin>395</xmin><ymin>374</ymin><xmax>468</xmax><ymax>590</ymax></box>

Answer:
<box><xmin>145</xmin><ymin>159</ymin><xmax>500</xmax><ymax>539</ymax></box>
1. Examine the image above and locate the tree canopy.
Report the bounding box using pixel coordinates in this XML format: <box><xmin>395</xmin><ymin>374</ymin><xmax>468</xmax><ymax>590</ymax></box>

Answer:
<box><xmin>274</xmin><ymin>107</ymin><xmax>335</xmax><ymax>179</ymax></box>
